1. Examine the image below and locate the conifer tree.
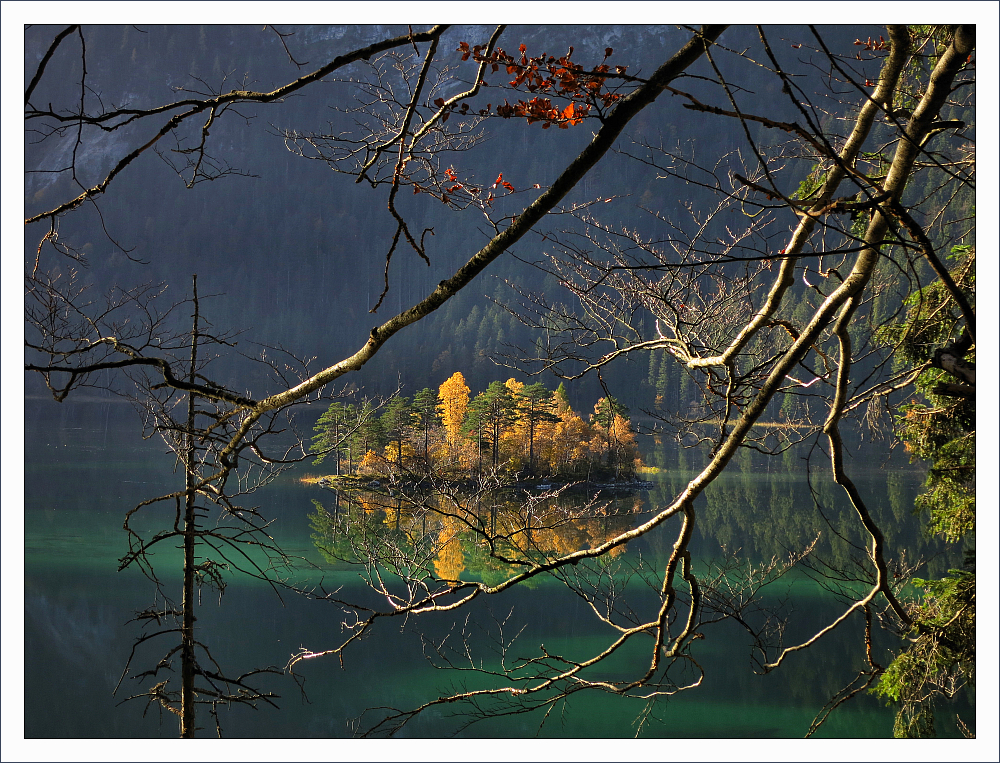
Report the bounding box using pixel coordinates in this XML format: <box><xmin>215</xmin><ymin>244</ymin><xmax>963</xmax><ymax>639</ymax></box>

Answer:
<box><xmin>412</xmin><ymin>387</ymin><xmax>442</xmax><ymax>469</ymax></box>
<box><xmin>517</xmin><ymin>382</ymin><xmax>560</xmax><ymax>476</ymax></box>
<box><xmin>591</xmin><ymin>396</ymin><xmax>631</xmax><ymax>473</ymax></box>
<box><xmin>311</xmin><ymin>401</ymin><xmax>351</xmax><ymax>473</ymax></box>
<box><xmin>381</xmin><ymin>395</ymin><xmax>415</xmax><ymax>468</ymax></box>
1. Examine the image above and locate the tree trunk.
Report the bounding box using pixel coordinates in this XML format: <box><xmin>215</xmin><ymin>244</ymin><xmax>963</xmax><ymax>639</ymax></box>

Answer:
<box><xmin>180</xmin><ymin>275</ymin><xmax>199</xmax><ymax>738</ymax></box>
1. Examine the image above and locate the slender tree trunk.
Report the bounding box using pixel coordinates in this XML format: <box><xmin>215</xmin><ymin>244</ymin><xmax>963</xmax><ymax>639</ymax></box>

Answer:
<box><xmin>477</xmin><ymin>426</ymin><xmax>483</xmax><ymax>476</ymax></box>
<box><xmin>180</xmin><ymin>275</ymin><xmax>199</xmax><ymax>738</ymax></box>
<box><xmin>422</xmin><ymin>418</ymin><xmax>430</xmax><ymax>469</ymax></box>
<box><xmin>528</xmin><ymin>421</ymin><xmax>535</xmax><ymax>477</ymax></box>
<box><xmin>335</xmin><ymin>424</ymin><xmax>341</xmax><ymax>476</ymax></box>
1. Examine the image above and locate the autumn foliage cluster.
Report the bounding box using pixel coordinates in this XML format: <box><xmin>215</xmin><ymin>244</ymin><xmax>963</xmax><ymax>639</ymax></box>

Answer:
<box><xmin>441</xmin><ymin>41</ymin><xmax>625</xmax><ymax>128</ymax></box>
<box><xmin>311</xmin><ymin>372</ymin><xmax>640</xmax><ymax>481</ymax></box>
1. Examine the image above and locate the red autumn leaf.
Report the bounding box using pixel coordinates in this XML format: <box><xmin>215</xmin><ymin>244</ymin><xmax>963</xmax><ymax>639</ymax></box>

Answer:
<box><xmin>519</xmin><ymin>43</ymin><xmax>526</xmax><ymax>54</ymax></box>
<box><xmin>605</xmin><ymin>47</ymin><xmax>613</xmax><ymax>58</ymax></box>
<box><xmin>494</xmin><ymin>172</ymin><xmax>503</xmax><ymax>188</ymax></box>
<box><xmin>502</xmin><ymin>181</ymin><xmax>515</xmax><ymax>192</ymax></box>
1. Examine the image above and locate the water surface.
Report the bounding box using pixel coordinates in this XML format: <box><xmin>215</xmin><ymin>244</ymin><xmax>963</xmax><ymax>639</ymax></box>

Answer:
<box><xmin>24</xmin><ymin>399</ymin><xmax>963</xmax><ymax>739</ymax></box>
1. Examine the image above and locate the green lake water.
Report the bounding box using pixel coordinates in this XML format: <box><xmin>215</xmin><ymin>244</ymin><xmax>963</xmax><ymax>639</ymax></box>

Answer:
<box><xmin>23</xmin><ymin>400</ymin><xmax>969</xmax><ymax>739</ymax></box>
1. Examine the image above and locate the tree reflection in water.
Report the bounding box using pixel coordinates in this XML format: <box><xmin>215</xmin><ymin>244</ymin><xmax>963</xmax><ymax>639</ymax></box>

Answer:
<box><xmin>302</xmin><ymin>478</ymin><xmax>813</xmax><ymax>737</ymax></box>
<box><xmin>310</xmin><ymin>484</ymin><xmax>642</xmax><ymax>585</ymax></box>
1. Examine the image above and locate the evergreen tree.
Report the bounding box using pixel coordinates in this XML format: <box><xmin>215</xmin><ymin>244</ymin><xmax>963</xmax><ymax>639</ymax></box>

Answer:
<box><xmin>554</xmin><ymin>381</ymin><xmax>571</xmax><ymax>410</ymax></box>
<box><xmin>350</xmin><ymin>401</ymin><xmax>385</xmax><ymax>472</ymax></box>
<box><xmin>463</xmin><ymin>392</ymin><xmax>491</xmax><ymax>475</ymax></box>
<box><xmin>517</xmin><ymin>382</ymin><xmax>560</xmax><ymax>476</ymax></box>
<box><xmin>591</xmin><ymin>396</ymin><xmax>630</xmax><ymax>468</ymax></box>
<box><xmin>381</xmin><ymin>395</ymin><xmax>415</xmax><ymax>468</ymax></box>
<box><xmin>482</xmin><ymin>381</ymin><xmax>519</xmax><ymax>470</ymax></box>
<box><xmin>311</xmin><ymin>401</ymin><xmax>352</xmax><ymax>474</ymax></box>
<box><xmin>872</xmin><ymin>244</ymin><xmax>975</xmax><ymax>737</ymax></box>
<box><xmin>412</xmin><ymin>387</ymin><xmax>442</xmax><ymax>468</ymax></box>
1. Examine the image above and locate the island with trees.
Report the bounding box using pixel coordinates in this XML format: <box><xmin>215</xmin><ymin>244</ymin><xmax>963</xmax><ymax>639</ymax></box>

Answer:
<box><xmin>23</xmin><ymin>21</ymin><xmax>977</xmax><ymax>741</ymax></box>
<box><xmin>309</xmin><ymin>372</ymin><xmax>643</xmax><ymax>486</ymax></box>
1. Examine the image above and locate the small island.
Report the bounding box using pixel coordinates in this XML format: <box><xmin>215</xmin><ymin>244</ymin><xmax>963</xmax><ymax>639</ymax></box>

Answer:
<box><xmin>307</xmin><ymin>373</ymin><xmax>650</xmax><ymax>491</ymax></box>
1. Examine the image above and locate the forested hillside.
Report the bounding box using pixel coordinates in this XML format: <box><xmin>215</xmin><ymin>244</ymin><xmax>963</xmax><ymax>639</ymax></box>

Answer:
<box><xmin>25</xmin><ymin>24</ymin><xmax>910</xmax><ymax>412</ymax></box>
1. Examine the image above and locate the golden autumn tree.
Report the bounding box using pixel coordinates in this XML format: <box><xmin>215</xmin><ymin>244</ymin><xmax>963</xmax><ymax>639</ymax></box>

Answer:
<box><xmin>437</xmin><ymin>372</ymin><xmax>470</xmax><ymax>447</ymax></box>
<box><xmin>546</xmin><ymin>400</ymin><xmax>594</xmax><ymax>476</ymax></box>
<box><xmin>500</xmin><ymin>378</ymin><xmax>527</xmax><ymax>470</ymax></box>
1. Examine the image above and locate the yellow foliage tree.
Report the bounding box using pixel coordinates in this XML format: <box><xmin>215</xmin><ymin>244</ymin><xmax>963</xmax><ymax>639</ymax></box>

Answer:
<box><xmin>357</xmin><ymin>449</ymin><xmax>384</xmax><ymax>476</ymax></box>
<box><xmin>547</xmin><ymin>404</ymin><xmax>594</xmax><ymax>475</ymax></box>
<box><xmin>438</xmin><ymin>372</ymin><xmax>470</xmax><ymax>447</ymax></box>
<box><xmin>384</xmin><ymin>440</ymin><xmax>417</xmax><ymax>469</ymax></box>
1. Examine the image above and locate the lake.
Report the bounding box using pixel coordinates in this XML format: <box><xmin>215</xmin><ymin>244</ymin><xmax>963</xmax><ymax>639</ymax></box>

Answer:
<box><xmin>22</xmin><ymin>398</ymin><xmax>968</xmax><ymax>740</ymax></box>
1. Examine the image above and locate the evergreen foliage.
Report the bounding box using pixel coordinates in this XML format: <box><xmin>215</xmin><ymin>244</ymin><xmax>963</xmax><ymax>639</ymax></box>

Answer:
<box><xmin>872</xmin><ymin>246</ymin><xmax>975</xmax><ymax>737</ymax></box>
